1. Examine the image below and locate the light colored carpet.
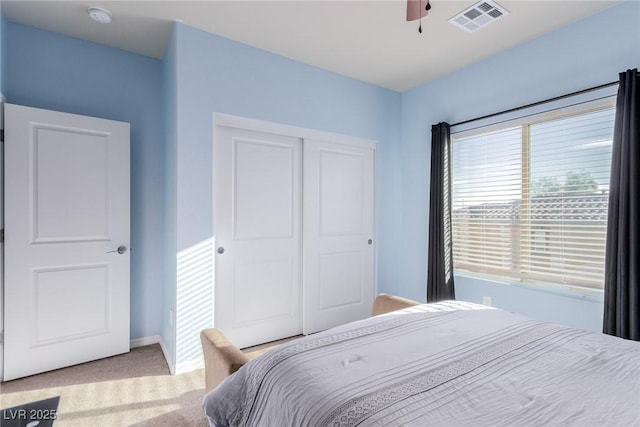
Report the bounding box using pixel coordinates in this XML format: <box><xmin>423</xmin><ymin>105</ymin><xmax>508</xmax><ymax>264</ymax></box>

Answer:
<box><xmin>0</xmin><ymin>344</ymin><xmax>208</xmax><ymax>427</ymax></box>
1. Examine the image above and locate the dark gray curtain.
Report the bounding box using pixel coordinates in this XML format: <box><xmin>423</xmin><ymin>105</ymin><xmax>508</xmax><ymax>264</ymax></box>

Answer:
<box><xmin>603</xmin><ymin>69</ymin><xmax>640</xmax><ymax>340</ymax></box>
<box><xmin>427</xmin><ymin>122</ymin><xmax>455</xmax><ymax>302</ymax></box>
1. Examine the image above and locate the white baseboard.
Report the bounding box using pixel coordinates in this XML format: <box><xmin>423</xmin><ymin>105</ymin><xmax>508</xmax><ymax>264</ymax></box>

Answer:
<box><xmin>131</xmin><ymin>335</ymin><xmax>201</xmax><ymax>375</ymax></box>
<box><xmin>130</xmin><ymin>335</ymin><xmax>161</xmax><ymax>348</ymax></box>
<box><xmin>130</xmin><ymin>335</ymin><xmax>175</xmax><ymax>374</ymax></box>
<box><xmin>159</xmin><ymin>337</ymin><xmax>175</xmax><ymax>375</ymax></box>
<box><xmin>175</xmin><ymin>357</ymin><xmax>204</xmax><ymax>375</ymax></box>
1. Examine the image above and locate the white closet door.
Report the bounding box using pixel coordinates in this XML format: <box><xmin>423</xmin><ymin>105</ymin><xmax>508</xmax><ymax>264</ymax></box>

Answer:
<box><xmin>214</xmin><ymin>126</ymin><xmax>302</xmax><ymax>348</ymax></box>
<box><xmin>4</xmin><ymin>104</ymin><xmax>130</xmax><ymax>381</ymax></box>
<box><xmin>303</xmin><ymin>139</ymin><xmax>375</xmax><ymax>334</ymax></box>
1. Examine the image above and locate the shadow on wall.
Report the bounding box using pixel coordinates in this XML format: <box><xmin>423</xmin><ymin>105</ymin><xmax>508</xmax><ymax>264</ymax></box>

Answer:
<box><xmin>176</xmin><ymin>237</ymin><xmax>214</xmax><ymax>373</ymax></box>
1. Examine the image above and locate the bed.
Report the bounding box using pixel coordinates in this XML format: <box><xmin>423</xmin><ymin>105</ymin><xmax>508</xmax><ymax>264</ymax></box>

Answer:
<box><xmin>201</xmin><ymin>296</ymin><xmax>640</xmax><ymax>426</ymax></box>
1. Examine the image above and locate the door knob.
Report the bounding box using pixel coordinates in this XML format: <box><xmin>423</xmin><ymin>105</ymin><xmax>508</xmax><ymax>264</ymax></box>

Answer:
<box><xmin>368</xmin><ymin>239</ymin><xmax>373</xmax><ymax>245</ymax></box>
<box><xmin>107</xmin><ymin>245</ymin><xmax>127</xmax><ymax>254</ymax></box>
<box><xmin>217</xmin><ymin>247</ymin><xmax>225</xmax><ymax>254</ymax></box>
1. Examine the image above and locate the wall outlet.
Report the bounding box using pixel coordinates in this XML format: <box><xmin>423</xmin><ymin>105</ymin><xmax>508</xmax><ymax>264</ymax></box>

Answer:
<box><xmin>482</xmin><ymin>296</ymin><xmax>492</xmax><ymax>306</ymax></box>
<box><xmin>169</xmin><ymin>309</ymin><xmax>174</xmax><ymax>327</ymax></box>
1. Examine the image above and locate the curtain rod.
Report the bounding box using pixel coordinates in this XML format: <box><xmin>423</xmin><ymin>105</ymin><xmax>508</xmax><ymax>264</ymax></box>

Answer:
<box><xmin>450</xmin><ymin>80</ymin><xmax>619</xmax><ymax>128</ymax></box>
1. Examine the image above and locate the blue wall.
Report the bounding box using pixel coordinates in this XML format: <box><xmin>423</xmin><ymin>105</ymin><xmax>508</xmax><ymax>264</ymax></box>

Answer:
<box><xmin>171</xmin><ymin>23</ymin><xmax>402</xmax><ymax>369</ymax></box>
<box><xmin>161</xmin><ymin>26</ymin><xmax>178</xmax><ymax>367</ymax></box>
<box><xmin>1</xmin><ymin>14</ymin><xmax>5</xmax><ymax>95</ymax></box>
<box><xmin>399</xmin><ymin>1</ymin><xmax>640</xmax><ymax>332</ymax></box>
<box><xmin>4</xmin><ymin>22</ymin><xmax>165</xmax><ymax>340</ymax></box>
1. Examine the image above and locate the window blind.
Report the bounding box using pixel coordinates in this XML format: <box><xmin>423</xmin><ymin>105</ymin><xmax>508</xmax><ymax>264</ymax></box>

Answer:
<box><xmin>451</xmin><ymin>106</ymin><xmax>614</xmax><ymax>290</ymax></box>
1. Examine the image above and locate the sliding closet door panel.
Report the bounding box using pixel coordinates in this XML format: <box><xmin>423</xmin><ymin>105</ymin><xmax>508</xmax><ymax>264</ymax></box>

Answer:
<box><xmin>214</xmin><ymin>126</ymin><xmax>302</xmax><ymax>348</ymax></box>
<box><xmin>303</xmin><ymin>139</ymin><xmax>375</xmax><ymax>334</ymax></box>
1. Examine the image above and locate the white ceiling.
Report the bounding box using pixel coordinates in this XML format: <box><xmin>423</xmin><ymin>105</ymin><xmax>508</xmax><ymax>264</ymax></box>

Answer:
<box><xmin>2</xmin><ymin>0</ymin><xmax>619</xmax><ymax>92</ymax></box>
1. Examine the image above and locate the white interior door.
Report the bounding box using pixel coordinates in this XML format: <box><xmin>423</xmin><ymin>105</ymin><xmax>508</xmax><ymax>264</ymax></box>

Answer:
<box><xmin>303</xmin><ymin>139</ymin><xmax>375</xmax><ymax>334</ymax></box>
<box><xmin>214</xmin><ymin>126</ymin><xmax>302</xmax><ymax>349</ymax></box>
<box><xmin>4</xmin><ymin>104</ymin><xmax>130</xmax><ymax>381</ymax></box>
<box><xmin>0</xmin><ymin>99</ymin><xmax>4</xmax><ymax>381</ymax></box>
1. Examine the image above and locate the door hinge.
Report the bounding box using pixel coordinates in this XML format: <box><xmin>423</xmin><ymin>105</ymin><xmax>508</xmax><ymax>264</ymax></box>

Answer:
<box><xmin>0</xmin><ymin>129</ymin><xmax>4</xmax><ymax>142</ymax></box>
<box><xmin>0</xmin><ymin>229</ymin><xmax>4</xmax><ymax>243</ymax></box>
<box><xmin>0</xmin><ymin>331</ymin><xmax>4</xmax><ymax>345</ymax></box>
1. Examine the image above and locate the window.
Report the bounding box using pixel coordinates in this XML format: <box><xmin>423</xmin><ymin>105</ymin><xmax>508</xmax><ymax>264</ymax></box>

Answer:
<box><xmin>451</xmin><ymin>102</ymin><xmax>615</xmax><ymax>290</ymax></box>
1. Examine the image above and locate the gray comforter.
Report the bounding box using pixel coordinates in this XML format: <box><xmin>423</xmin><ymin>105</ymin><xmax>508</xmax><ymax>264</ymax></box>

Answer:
<box><xmin>203</xmin><ymin>301</ymin><xmax>640</xmax><ymax>426</ymax></box>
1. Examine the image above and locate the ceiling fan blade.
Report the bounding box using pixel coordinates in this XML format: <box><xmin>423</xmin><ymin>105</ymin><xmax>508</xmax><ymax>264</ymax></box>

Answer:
<box><xmin>407</xmin><ymin>0</ymin><xmax>430</xmax><ymax>22</ymax></box>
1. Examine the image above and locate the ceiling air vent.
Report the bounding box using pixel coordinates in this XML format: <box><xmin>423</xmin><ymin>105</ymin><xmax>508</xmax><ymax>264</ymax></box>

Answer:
<box><xmin>449</xmin><ymin>0</ymin><xmax>509</xmax><ymax>33</ymax></box>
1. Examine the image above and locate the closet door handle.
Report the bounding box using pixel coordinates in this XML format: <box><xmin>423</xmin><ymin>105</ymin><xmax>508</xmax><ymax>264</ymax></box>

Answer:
<box><xmin>368</xmin><ymin>239</ymin><xmax>373</xmax><ymax>245</ymax></box>
<box><xmin>217</xmin><ymin>247</ymin><xmax>225</xmax><ymax>254</ymax></box>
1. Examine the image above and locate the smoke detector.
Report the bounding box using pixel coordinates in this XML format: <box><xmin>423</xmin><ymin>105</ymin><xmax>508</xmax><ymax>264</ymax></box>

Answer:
<box><xmin>88</xmin><ymin>7</ymin><xmax>112</xmax><ymax>24</ymax></box>
<box><xmin>449</xmin><ymin>0</ymin><xmax>509</xmax><ymax>33</ymax></box>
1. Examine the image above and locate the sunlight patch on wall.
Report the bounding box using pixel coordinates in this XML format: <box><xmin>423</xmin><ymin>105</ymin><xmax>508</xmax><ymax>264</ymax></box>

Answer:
<box><xmin>175</xmin><ymin>237</ymin><xmax>214</xmax><ymax>373</ymax></box>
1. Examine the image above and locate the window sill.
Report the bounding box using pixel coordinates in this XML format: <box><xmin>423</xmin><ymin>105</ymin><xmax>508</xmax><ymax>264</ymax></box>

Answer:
<box><xmin>454</xmin><ymin>273</ymin><xmax>605</xmax><ymax>303</ymax></box>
